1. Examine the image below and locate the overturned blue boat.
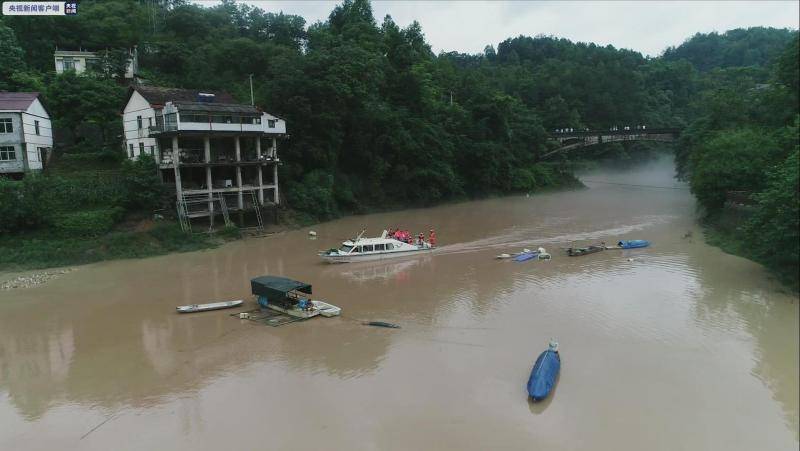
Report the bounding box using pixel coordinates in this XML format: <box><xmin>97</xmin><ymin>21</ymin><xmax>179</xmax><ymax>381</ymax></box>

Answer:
<box><xmin>617</xmin><ymin>239</ymin><xmax>650</xmax><ymax>249</ymax></box>
<box><xmin>513</xmin><ymin>251</ymin><xmax>540</xmax><ymax>262</ymax></box>
<box><xmin>527</xmin><ymin>340</ymin><xmax>560</xmax><ymax>401</ymax></box>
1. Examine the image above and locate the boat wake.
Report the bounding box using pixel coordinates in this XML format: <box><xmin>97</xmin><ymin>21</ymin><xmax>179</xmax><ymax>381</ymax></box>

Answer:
<box><xmin>433</xmin><ymin>215</ymin><xmax>672</xmax><ymax>257</ymax></box>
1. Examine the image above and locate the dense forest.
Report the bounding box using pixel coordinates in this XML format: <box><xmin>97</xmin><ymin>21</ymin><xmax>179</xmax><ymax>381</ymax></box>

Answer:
<box><xmin>0</xmin><ymin>0</ymin><xmax>797</xmax><ymax>285</ymax></box>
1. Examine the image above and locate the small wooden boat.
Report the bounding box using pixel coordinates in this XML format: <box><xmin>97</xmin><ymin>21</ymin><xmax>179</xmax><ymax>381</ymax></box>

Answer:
<box><xmin>617</xmin><ymin>239</ymin><xmax>650</xmax><ymax>249</ymax></box>
<box><xmin>566</xmin><ymin>244</ymin><xmax>606</xmax><ymax>257</ymax></box>
<box><xmin>176</xmin><ymin>300</ymin><xmax>243</xmax><ymax>314</ymax></box>
<box><xmin>527</xmin><ymin>340</ymin><xmax>561</xmax><ymax>401</ymax></box>
<box><xmin>311</xmin><ymin>300</ymin><xmax>342</xmax><ymax>317</ymax></box>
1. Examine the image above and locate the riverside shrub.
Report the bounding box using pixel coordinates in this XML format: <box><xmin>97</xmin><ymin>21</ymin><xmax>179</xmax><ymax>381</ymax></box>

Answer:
<box><xmin>51</xmin><ymin>207</ymin><xmax>125</xmax><ymax>236</ymax></box>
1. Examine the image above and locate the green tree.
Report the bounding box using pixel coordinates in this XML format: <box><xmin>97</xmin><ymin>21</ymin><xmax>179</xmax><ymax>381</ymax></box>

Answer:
<box><xmin>688</xmin><ymin>128</ymin><xmax>780</xmax><ymax>210</ymax></box>
<box><xmin>0</xmin><ymin>21</ymin><xmax>26</xmax><ymax>89</ymax></box>
<box><xmin>744</xmin><ymin>150</ymin><xmax>799</xmax><ymax>284</ymax></box>
<box><xmin>45</xmin><ymin>72</ymin><xmax>126</xmax><ymax>145</ymax></box>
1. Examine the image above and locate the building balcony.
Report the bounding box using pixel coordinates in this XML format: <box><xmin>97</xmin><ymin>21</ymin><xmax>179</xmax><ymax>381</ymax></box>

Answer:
<box><xmin>158</xmin><ymin>149</ymin><xmax>278</xmax><ymax>168</ymax></box>
<box><xmin>149</xmin><ymin>124</ymin><xmax>178</xmax><ymax>135</ymax></box>
<box><xmin>148</xmin><ymin>120</ymin><xmax>284</xmax><ymax>136</ymax></box>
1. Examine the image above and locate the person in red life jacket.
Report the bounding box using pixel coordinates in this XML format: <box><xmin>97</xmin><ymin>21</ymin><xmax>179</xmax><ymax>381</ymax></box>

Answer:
<box><xmin>429</xmin><ymin>229</ymin><xmax>436</xmax><ymax>247</ymax></box>
<box><xmin>418</xmin><ymin>232</ymin><xmax>424</xmax><ymax>245</ymax></box>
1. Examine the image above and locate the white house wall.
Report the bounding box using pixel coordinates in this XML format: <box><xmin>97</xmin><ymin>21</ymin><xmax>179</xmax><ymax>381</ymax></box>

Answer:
<box><xmin>262</xmin><ymin>113</ymin><xmax>286</xmax><ymax>134</ymax></box>
<box><xmin>122</xmin><ymin>91</ymin><xmax>158</xmax><ymax>159</ymax></box>
<box><xmin>0</xmin><ymin>112</ymin><xmax>24</xmax><ymax>173</ymax></box>
<box><xmin>21</xmin><ymin>99</ymin><xmax>53</xmax><ymax>171</ymax></box>
<box><xmin>54</xmin><ymin>56</ymin><xmax>88</xmax><ymax>74</ymax></box>
<box><xmin>0</xmin><ymin>99</ymin><xmax>52</xmax><ymax>174</ymax></box>
<box><xmin>175</xmin><ymin>113</ymin><xmax>286</xmax><ymax>134</ymax></box>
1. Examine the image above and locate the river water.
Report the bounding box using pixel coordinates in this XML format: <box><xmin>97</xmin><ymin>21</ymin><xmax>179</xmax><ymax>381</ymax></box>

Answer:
<box><xmin>1</xmin><ymin>156</ymin><xmax>797</xmax><ymax>451</ymax></box>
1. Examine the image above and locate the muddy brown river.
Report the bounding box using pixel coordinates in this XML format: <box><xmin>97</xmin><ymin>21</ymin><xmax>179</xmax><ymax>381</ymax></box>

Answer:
<box><xmin>1</xmin><ymin>156</ymin><xmax>797</xmax><ymax>450</ymax></box>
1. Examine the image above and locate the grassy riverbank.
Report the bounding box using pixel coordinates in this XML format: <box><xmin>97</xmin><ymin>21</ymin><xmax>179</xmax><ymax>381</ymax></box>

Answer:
<box><xmin>0</xmin><ymin>223</ymin><xmax>225</xmax><ymax>272</ymax></box>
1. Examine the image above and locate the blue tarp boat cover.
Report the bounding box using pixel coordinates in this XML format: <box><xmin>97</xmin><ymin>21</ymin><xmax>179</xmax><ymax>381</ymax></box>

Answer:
<box><xmin>527</xmin><ymin>350</ymin><xmax>560</xmax><ymax>401</ymax></box>
<box><xmin>513</xmin><ymin>251</ymin><xmax>539</xmax><ymax>262</ymax></box>
<box><xmin>618</xmin><ymin>240</ymin><xmax>650</xmax><ymax>249</ymax></box>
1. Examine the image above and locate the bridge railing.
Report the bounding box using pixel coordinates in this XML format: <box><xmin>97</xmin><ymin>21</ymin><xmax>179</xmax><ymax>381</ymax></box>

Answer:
<box><xmin>548</xmin><ymin>128</ymin><xmax>681</xmax><ymax>139</ymax></box>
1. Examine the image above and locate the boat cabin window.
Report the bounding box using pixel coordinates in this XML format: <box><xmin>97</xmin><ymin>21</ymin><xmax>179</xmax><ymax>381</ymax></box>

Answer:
<box><xmin>374</xmin><ymin>244</ymin><xmax>385</xmax><ymax>251</ymax></box>
<box><xmin>362</xmin><ymin>244</ymin><xmax>374</xmax><ymax>252</ymax></box>
<box><xmin>339</xmin><ymin>245</ymin><xmax>354</xmax><ymax>253</ymax></box>
<box><xmin>352</xmin><ymin>246</ymin><xmax>361</xmax><ymax>253</ymax></box>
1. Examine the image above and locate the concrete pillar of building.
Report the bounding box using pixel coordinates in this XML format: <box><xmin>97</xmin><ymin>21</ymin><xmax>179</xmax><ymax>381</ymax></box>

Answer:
<box><xmin>236</xmin><ymin>168</ymin><xmax>243</xmax><ymax>210</ymax></box>
<box><xmin>273</xmin><ymin>164</ymin><xmax>279</xmax><ymax>204</ymax></box>
<box><xmin>204</xmin><ymin>136</ymin><xmax>213</xmax><ymax>227</ymax></box>
<box><xmin>255</xmin><ymin>136</ymin><xmax>262</xmax><ymax>158</ymax></box>
<box><xmin>235</xmin><ymin>135</ymin><xmax>243</xmax><ymax>210</ymax></box>
<box><xmin>172</xmin><ymin>136</ymin><xmax>182</xmax><ymax>203</ymax></box>
<box><xmin>234</xmin><ymin>136</ymin><xmax>241</xmax><ymax>162</ymax></box>
<box><xmin>271</xmin><ymin>137</ymin><xmax>277</xmax><ymax>159</ymax></box>
<box><xmin>257</xmin><ymin>165</ymin><xmax>264</xmax><ymax>204</ymax></box>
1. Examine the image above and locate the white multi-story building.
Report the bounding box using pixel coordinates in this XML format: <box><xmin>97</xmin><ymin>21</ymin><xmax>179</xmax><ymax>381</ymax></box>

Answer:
<box><xmin>121</xmin><ymin>86</ymin><xmax>287</xmax><ymax>229</ymax></box>
<box><xmin>0</xmin><ymin>92</ymin><xmax>53</xmax><ymax>177</ymax></box>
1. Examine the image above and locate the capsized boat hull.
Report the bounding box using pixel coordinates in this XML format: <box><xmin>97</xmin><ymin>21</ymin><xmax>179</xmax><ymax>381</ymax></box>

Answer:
<box><xmin>513</xmin><ymin>251</ymin><xmax>540</xmax><ymax>262</ymax></box>
<box><xmin>617</xmin><ymin>239</ymin><xmax>650</xmax><ymax>249</ymax></box>
<box><xmin>320</xmin><ymin>247</ymin><xmax>433</xmax><ymax>263</ymax></box>
<box><xmin>527</xmin><ymin>349</ymin><xmax>561</xmax><ymax>401</ymax></box>
<box><xmin>177</xmin><ymin>300</ymin><xmax>244</xmax><ymax>313</ymax></box>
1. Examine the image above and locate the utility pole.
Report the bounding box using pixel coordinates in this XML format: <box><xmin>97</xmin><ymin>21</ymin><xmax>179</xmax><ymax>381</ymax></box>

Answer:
<box><xmin>249</xmin><ymin>74</ymin><xmax>254</xmax><ymax>106</ymax></box>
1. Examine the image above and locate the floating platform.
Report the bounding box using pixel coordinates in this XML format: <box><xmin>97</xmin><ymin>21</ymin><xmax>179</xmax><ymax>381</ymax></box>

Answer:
<box><xmin>232</xmin><ymin>308</ymin><xmax>308</xmax><ymax>327</ymax></box>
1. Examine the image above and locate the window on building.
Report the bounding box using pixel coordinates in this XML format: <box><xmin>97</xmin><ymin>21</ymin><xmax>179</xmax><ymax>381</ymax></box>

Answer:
<box><xmin>34</xmin><ymin>120</ymin><xmax>40</xmax><ymax>135</ymax></box>
<box><xmin>37</xmin><ymin>147</ymin><xmax>47</xmax><ymax>163</ymax></box>
<box><xmin>180</xmin><ymin>114</ymin><xmax>207</xmax><ymax>123</ymax></box>
<box><xmin>241</xmin><ymin>115</ymin><xmax>261</xmax><ymax>125</ymax></box>
<box><xmin>164</xmin><ymin>113</ymin><xmax>177</xmax><ymax>128</ymax></box>
<box><xmin>129</xmin><ymin>144</ymin><xmax>134</xmax><ymax>158</ymax></box>
<box><xmin>62</xmin><ymin>58</ymin><xmax>75</xmax><ymax>71</ymax></box>
<box><xmin>150</xmin><ymin>145</ymin><xmax>155</xmax><ymax>156</ymax></box>
<box><xmin>0</xmin><ymin>146</ymin><xmax>16</xmax><ymax>161</ymax></box>
<box><xmin>139</xmin><ymin>142</ymin><xmax>145</xmax><ymax>155</ymax></box>
<box><xmin>137</xmin><ymin>116</ymin><xmax>143</xmax><ymax>129</ymax></box>
<box><xmin>0</xmin><ymin>118</ymin><xmax>13</xmax><ymax>133</ymax></box>
<box><xmin>267</xmin><ymin>119</ymin><xmax>276</xmax><ymax>128</ymax></box>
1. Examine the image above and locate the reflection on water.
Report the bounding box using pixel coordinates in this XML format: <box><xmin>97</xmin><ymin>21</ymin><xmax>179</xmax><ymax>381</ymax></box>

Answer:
<box><xmin>0</xmin><ymin>155</ymin><xmax>797</xmax><ymax>450</ymax></box>
<box><xmin>322</xmin><ymin>257</ymin><xmax>429</xmax><ymax>283</ymax></box>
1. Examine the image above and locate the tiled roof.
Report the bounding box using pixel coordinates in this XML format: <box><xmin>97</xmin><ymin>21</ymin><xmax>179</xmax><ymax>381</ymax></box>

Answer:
<box><xmin>174</xmin><ymin>101</ymin><xmax>260</xmax><ymax>114</ymax></box>
<box><xmin>133</xmin><ymin>86</ymin><xmax>237</xmax><ymax>106</ymax></box>
<box><xmin>0</xmin><ymin>92</ymin><xmax>40</xmax><ymax>111</ymax></box>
